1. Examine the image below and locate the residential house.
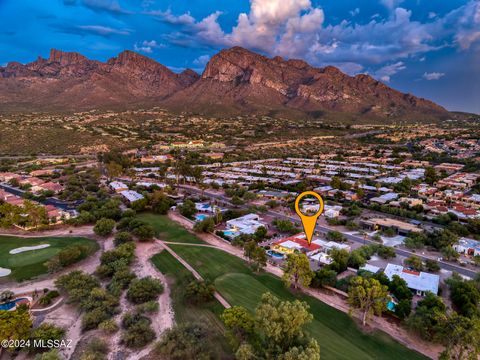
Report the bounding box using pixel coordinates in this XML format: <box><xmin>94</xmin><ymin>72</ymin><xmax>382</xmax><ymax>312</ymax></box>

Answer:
<box><xmin>384</xmin><ymin>263</ymin><xmax>439</xmax><ymax>296</ymax></box>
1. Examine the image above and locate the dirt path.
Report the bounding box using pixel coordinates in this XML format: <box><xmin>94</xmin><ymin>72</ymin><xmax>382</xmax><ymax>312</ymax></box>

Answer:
<box><xmin>168</xmin><ymin>212</ymin><xmax>441</xmax><ymax>359</ymax></box>
<box><xmin>0</xmin><ymin>225</ymin><xmax>94</xmax><ymax>238</ymax></box>
<box><xmin>108</xmin><ymin>241</ymin><xmax>174</xmax><ymax>360</ymax></box>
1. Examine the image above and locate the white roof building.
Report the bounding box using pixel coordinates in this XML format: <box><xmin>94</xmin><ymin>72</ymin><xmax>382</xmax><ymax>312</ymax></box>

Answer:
<box><xmin>225</xmin><ymin>213</ymin><xmax>266</xmax><ymax>237</ymax></box>
<box><xmin>110</xmin><ymin>181</ymin><xmax>128</xmax><ymax>192</ymax></box>
<box><xmin>384</xmin><ymin>263</ymin><xmax>439</xmax><ymax>296</ymax></box>
<box><xmin>120</xmin><ymin>190</ymin><xmax>144</xmax><ymax>203</ymax></box>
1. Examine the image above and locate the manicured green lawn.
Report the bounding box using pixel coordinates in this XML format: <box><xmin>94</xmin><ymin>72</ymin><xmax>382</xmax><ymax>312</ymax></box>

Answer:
<box><xmin>138</xmin><ymin>213</ymin><xmax>205</xmax><ymax>244</ymax></box>
<box><xmin>0</xmin><ymin>236</ymin><xmax>99</xmax><ymax>281</ymax></box>
<box><xmin>151</xmin><ymin>251</ymin><xmax>232</xmax><ymax>358</ymax></box>
<box><xmin>148</xmin><ymin>215</ymin><xmax>427</xmax><ymax>359</ymax></box>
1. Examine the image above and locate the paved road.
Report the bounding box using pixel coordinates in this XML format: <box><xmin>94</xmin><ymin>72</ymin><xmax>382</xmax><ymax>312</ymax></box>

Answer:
<box><xmin>0</xmin><ymin>183</ymin><xmax>82</xmax><ymax>210</ymax></box>
<box><xmin>180</xmin><ymin>185</ymin><xmax>479</xmax><ymax>279</ymax></box>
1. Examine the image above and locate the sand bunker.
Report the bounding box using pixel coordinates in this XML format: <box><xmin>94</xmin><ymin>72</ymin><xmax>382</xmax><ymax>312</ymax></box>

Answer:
<box><xmin>9</xmin><ymin>244</ymin><xmax>51</xmax><ymax>254</ymax></box>
<box><xmin>0</xmin><ymin>267</ymin><xmax>12</xmax><ymax>277</ymax></box>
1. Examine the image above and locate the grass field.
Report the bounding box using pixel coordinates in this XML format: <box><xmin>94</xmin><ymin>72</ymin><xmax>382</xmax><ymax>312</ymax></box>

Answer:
<box><xmin>0</xmin><ymin>236</ymin><xmax>99</xmax><ymax>281</ymax></box>
<box><xmin>145</xmin><ymin>214</ymin><xmax>427</xmax><ymax>360</ymax></box>
<box><xmin>138</xmin><ymin>213</ymin><xmax>204</xmax><ymax>244</ymax></box>
<box><xmin>151</xmin><ymin>251</ymin><xmax>232</xmax><ymax>358</ymax></box>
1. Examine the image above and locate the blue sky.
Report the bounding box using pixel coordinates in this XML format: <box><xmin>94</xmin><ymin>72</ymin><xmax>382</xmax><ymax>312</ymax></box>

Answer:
<box><xmin>1</xmin><ymin>0</ymin><xmax>479</xmax><ymax>113</ymax></box>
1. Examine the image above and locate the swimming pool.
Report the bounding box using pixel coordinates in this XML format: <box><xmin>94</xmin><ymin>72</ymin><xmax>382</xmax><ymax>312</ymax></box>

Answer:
<box><xmin>267</xmin><ymin>250</ymin><xmax>285</xmax><ymax>259</ymax></box>
<box><xmin>387</xmin><ymin>301</ymin><xmax>396</xmax><ymax>311</ymax></box>
<box><xmin>223</xmin><ymin>230</ymin><xmax>238</xmax><ymax>237</ymax></box>
<box><xmin>195</xmin><ymin>214</ymin><xmax>208</xmax><ymax>221</ymax></box>
<box><xmin>0</xmin><ymin>298</ymin><xmax>28</xmax><ymax>311</ymax></box>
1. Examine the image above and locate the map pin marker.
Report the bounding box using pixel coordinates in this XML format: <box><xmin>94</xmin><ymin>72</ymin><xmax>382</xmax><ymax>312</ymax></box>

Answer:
<box><xmin>294</xmin><ymin>191</ymin><xmax>324</xmax><ymax>245</ymax></box>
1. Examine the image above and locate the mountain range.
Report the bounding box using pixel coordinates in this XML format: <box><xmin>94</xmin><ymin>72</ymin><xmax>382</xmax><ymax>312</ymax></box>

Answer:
<box><xmin>0</xmin><ymin>47</ymin><xmax>448</xmax><ymax>121</ymax></box>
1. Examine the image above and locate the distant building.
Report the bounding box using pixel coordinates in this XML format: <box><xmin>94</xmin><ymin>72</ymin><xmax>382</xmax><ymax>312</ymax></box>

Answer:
<box><xmin>453</xmin><ymin>237</ymin><xmax>480</xmax><ymax>257</ymax></box>
<box><xmin>110</xmin><ymin>181</ymin><xmax>129</xmax><ymax>193</ymax></box>
<box><xmin>384</xmin><ymin>263</ymin><xmax>439</xmax><ymax>296</ymax></box>
<box><xmin>361</xmin><ymin>217</ymin><xmax>422</xmax><ymax>236</ymax></box>
<box><xmin>119</xmin><ymin>190</ymin><xmax>144</xmax><ymax>203</ymax></box>
<box><xmin>272</xmin><ymin>234</ymin><xmax>321</xmax><ymax>255</ymax></box>
<box><xmin>224</xmin><ymin>213</ymin><xmax>267</xmax><ymax>239</ymax></box>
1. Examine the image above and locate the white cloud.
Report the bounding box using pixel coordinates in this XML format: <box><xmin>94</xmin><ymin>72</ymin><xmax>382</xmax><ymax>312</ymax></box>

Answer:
<box><xmin>77</xmin><ymin>25</ymin><xmax>130</xmax><ymax>35</ymax></box>
<box><xmin>193</xmin><ymin>55</ymin><xmax>210</xmax><ymax>66</ymax></box>
<box><xmin>149</xmin><ymin>0</ymin><xmax>480</xmax><ymax>77</ymax></box>
<box><xmin>380</xmin><ymin>0</ymin><xmax>404</xmax><ymax>11</ymax></box>
<box><xmin>134</xmin><ymin>40</ymin><xmax>165</xmax><ymax>53</ymax></box>
<box><xmin>373</xmin><ymin>61</ymin><xmax>406</xmax><ymax>82</ymax></box>
<box><xmin>350</xmin><ymin>8</ymin><xmax>360</xmax><ymax>17</ymax></box>
<box><xmin>423</xmin><ymin>72</ymin><xmax>445</xmax><ymax>80</ymax></box>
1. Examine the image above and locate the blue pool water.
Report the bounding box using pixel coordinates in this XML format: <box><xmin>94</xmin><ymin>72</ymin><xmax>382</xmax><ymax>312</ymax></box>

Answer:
<box><xmin>267</xmin><ymin>250</ymin><xmax>285</xmax><ymax>259</ymax></box>
<box><xmin>0</xmin><ymin>298</ymin><xmax>28</xmax><ymax>311</ymax></box>
<box><xmin>195</xmin><ymin>214</ymin><xmax>208</xmax><ymax>221</ymax></box>
<box><xmin>387</xmin><ymin>301</ymin><xmax>396</xmax><ymax>311</ymax></box>
<box><xmin>223</xmin><ymin>230</ymin><xmax>237</xmax><ymax>237</ymax></box>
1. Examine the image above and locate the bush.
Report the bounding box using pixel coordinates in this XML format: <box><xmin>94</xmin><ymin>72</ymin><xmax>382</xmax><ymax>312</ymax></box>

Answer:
<box><xmin>185</xmin><ymin>280</ymin><xmax>215</xmax><ymax>304</ymax></box>
<box><xmin>114</xmin><ymin>231</ymin><xmax>133</xmax><ymax>246</ymax></box>
<box><xmin>121</xmin><ymin>312</ymin><xmax>156</xmax><ymax>348</ymax></box>
<box><xmin>98</xmin><ymin>319</ymin><xmax>119</xmax><ymax>334</ymax></box>
<box><xmin>132</xmin><ymin>224</ymin><xmax>155</xmax><ymax>241</ymax></box>
<box><xmin>127</xmin><ymin>277</ymin><xmax>164</xmax><ymax>304</ymax></box>
<box><xmin>94</xmin><ymin>218</ymin><xmax>116</xmax><ymax>237</ymax></box>
<box><xmin>80</xmin><ymin>339</ymin><xmax>109</xmax><ymax>360</ymax></box>
<box><xmin>155</xmin><ymin>323</ymin><xmax>212</xmax><ymax>360</ymax></box>
<box><xmin>29</xmin><ymin>323</ymin><xmax>65</xmax><ymax>353</ymax></box>
<box><xmin>38</xmin><ymin>290</ymin><xmax>60</xmax><ymax>306</ymax></box>
<box><xmin>136</xmin><ymin>301</ymin><xmax>159</xmax><ymax>314</ymax></box>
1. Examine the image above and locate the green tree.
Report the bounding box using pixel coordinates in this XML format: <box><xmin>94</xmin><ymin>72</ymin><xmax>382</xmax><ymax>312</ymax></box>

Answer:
<box><xmin>424</xmin><ymin>166</ymin><xmax>437</xmax><ymax>185</ymax></box>
<box><xmin>29</xmin><ymin>323</ymin><xmax>65</xmax><ymax>354</ymax></box>
<box><xmin>0</xmin><ymin>309</ymin><xmax>32</xmax><ymax>349</ymax></box>
<box><xmin>328</xmin><ymin>248</ymin><xmax>350</xmax><ymax>273</ymax></box>
<box><xmin>243</xmin><ymin>241</ymin><xmax>267</xmax><ymax>272</ymax></box>
<box><xmin>178</xmin><ymin>199</ymin><xmax>196</xmax><ymax>219</ymax></box>
<box><xmin>132</xmin><ymin>224</ymin><xmax>155</xmax><ymax>241</ymax></box>
<box><xmin>326</xmin><ymin>230</ymin><xmax>347</xmax><ymax>243</ymax></box>
<box><xmin>185</xmin><ymin>280</ymin><xmax>215</xmax><ymax>304</ymax></box>
<box><xmin>406</xmin><ymin>292</ymin><xmax>446</xmax><ymax>341</ymax></box>
<box><xmin>127</xmin><ymin>277</ymin><xmax>164</xmax><ymax>304</ymax></box>
<box><xmin>149</xmin><ymin>191</ymin><xmax>173</xmax><ymax>214</ymax></box>
<box><xmin>348</xmin><ymin>276</ymin><xmax>388</xmax><ymax>326</ymax></box>
<box><xmin>155</xmin><ymin>323</ymin><xmax>212</xmax><ymax>360</ymax></box>
<box><xmin>93</xmin><ymin>218</ymin><xmax>116</xmax><ymax>237</ymax></box>
<box><xmin>255</xmin><ymin>293</ymin><xmax>319</xmax><ymax>359</ymax></box>
<box><xmin>388</xmin><ymin>275</ymin><xmax>413</xmax><ymax>301</ymax></box>
<box><xmin>221</xmin><ymin>306</ymin><xmax>255</xmax><ymax>345</ymax></box>
<box><xmin>311</xmin><ymin>268</ymin><xmax>337</xmax><ymax>288</ymax></box>
<box><xmin>404</xmin><ymin>255</ymin><xmax>424</xmax><ymax>271</ymax></box>
<box><xmin>282</xmin><ymin>253</ymin><xmax>313</xmax><ymax>289</ymax></box>
<box><xmin>114</xmin><ymin>231</ymin><xmax>133</xmax><ymax>246</ymax></box>
<box><xmin>34</xmin><ymin>350</ymin><xmax>62</xmax><ymax>360</ymax></box>
<box><xmin>436</xmin><ymin>313</ymin><xmax>480</xmax><ymax>360</ymax></box>
<box><xmin>425</xmin><ymin>259</ymin><xmax>440</xmax><ymax>273</ymax></box>
<box><xmin>441</xmin><ymin>246</ymin><xmax>460</xmax><ymax>261</ymax></box>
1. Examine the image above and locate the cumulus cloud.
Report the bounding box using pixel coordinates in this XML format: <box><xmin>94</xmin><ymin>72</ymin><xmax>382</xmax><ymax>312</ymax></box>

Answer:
<box><xmin>374</xmin><ymin>61</ymin><xmax>406</xmax><ymax>82</ymax></box>
<box><xmin>423</xmin><ymin>72</ymin><xmax>445</xmax><ymax>80</ymax></box>
<box><xmin>146</xmin><ymin>0</ymin><xmax>480</xmax><ymax>77</ymax></box>
<box><xmin>134</xmin><ymin>40</ymin><xmax>164</xmax><ymax>53</ymax></box>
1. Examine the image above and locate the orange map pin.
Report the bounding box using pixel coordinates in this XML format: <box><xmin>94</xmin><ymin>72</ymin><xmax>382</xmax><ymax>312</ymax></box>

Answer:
<box><xmin>294</xmin><ymin>191</ymin><xmax>324</xmax><ymax>245</ymax></box>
